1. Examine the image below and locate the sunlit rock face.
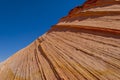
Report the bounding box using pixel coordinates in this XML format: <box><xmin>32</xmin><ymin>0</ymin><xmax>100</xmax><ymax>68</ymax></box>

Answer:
<box><xmin>0</xmin><ymin>0</ymin><xmax>120</xmax><ymax>80</ymax></box>
<box><xmin>58</xmin><ymin>0</ymin><xmax>120</xmax><ymax>30</ymax></box>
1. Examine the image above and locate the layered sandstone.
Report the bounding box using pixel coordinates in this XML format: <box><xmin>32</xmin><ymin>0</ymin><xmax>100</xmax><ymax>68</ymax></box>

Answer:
<box><xmin>0</xmin><ymin>0</ymin><xmax>120</xmax><ymax>80</ymax></box>
<box><xmin>58</xmin><ymin>0</ymin><xmax>120</xmax><ymax>30</ymax></box>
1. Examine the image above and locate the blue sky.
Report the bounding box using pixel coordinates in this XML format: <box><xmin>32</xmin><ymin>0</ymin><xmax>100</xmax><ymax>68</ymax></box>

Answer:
<box><xmin>0</xmin><ymin>0</ymin><xmax>85</xmax><ymax>62</ymax></box>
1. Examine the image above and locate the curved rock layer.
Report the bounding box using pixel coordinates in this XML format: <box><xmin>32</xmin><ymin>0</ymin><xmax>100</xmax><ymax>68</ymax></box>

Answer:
<box><xmin>58</xmin><ymin>0</ymin><xmax>120</xmax><ymax>30</ymax></box>
<box><xmin>0</xmin><ymin>26</ymin><xmax>120</xmax><ymax>80</ymax></box>
<box><xmin>0</xmin><ymin>0</ymin><xmax>120</xmax><ymax>80</ymax></box>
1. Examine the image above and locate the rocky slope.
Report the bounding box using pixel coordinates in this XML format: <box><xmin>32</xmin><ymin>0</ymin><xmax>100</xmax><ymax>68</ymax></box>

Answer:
<box><xmin>58</xmin><ymin>0</ymin><xmax>120</xmax><ymax>30</ymax></box>
<box><xmin>0</xmin><ymin>0</ymin><xmax>120</xmax><ymax>80</ymax></box>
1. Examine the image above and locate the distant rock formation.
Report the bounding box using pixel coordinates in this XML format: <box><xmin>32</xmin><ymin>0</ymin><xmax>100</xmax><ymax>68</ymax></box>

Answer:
<box><xmin>0</xmin><ymin>0</ymin><xmax>120</xmax><ymax>80</ymax></box>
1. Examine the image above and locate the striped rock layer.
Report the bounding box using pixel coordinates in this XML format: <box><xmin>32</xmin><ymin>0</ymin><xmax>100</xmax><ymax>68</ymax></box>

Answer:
<box><xmin>0</xmin><ymin>0</ymin><xmax>120</xmax><ymax>80</ymax></box>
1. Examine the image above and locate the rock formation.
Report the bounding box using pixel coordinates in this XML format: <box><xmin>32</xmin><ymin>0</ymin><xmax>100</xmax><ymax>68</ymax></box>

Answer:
<box><xmin>0</xmin><ymin>0</ymin><xmax>120</xmax><ymax>80</ymax></box>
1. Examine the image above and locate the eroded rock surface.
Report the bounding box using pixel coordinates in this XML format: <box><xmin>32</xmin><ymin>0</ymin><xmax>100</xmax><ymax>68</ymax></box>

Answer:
<box><xmin>0</xmin><ymin>0</ymin><xmax>120</xmax><ymax>80</ymax></box>
<box><xmin>58</xmin><ymin>0</ymin><xmax>120</xmax><ymax>30</ymax></box>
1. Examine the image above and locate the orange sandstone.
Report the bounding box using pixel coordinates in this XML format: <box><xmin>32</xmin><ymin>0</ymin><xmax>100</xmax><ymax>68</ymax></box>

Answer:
<box><xmin>0</xmin><ymin>0</ymin><xmax>120</xmax><ymax>80</ymax></box>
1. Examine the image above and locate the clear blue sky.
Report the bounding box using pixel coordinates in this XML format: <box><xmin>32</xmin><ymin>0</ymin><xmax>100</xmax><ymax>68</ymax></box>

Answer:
<box><xmin>0</xmin><ymin>0</ymin><xmax>85</xmax><ymax>62</ymax></box>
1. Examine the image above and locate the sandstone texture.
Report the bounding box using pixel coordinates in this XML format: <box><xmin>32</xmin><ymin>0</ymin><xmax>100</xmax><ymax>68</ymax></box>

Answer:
<box><xmin>0</xmin><ymin>0</ymin><xmax>120</xmax><ymax>80</ymax></box>
<box><xmin>58</xmin><ymin>0</ymin><xmax>120</xmax><ymax>30</ymax></box>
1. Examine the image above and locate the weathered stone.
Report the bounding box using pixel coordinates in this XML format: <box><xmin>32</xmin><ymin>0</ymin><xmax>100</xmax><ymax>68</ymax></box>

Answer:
<box><xmin>0</xmin><ymin>0</ymin><xmax>120</xmax><ymax>80</ymax></box>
